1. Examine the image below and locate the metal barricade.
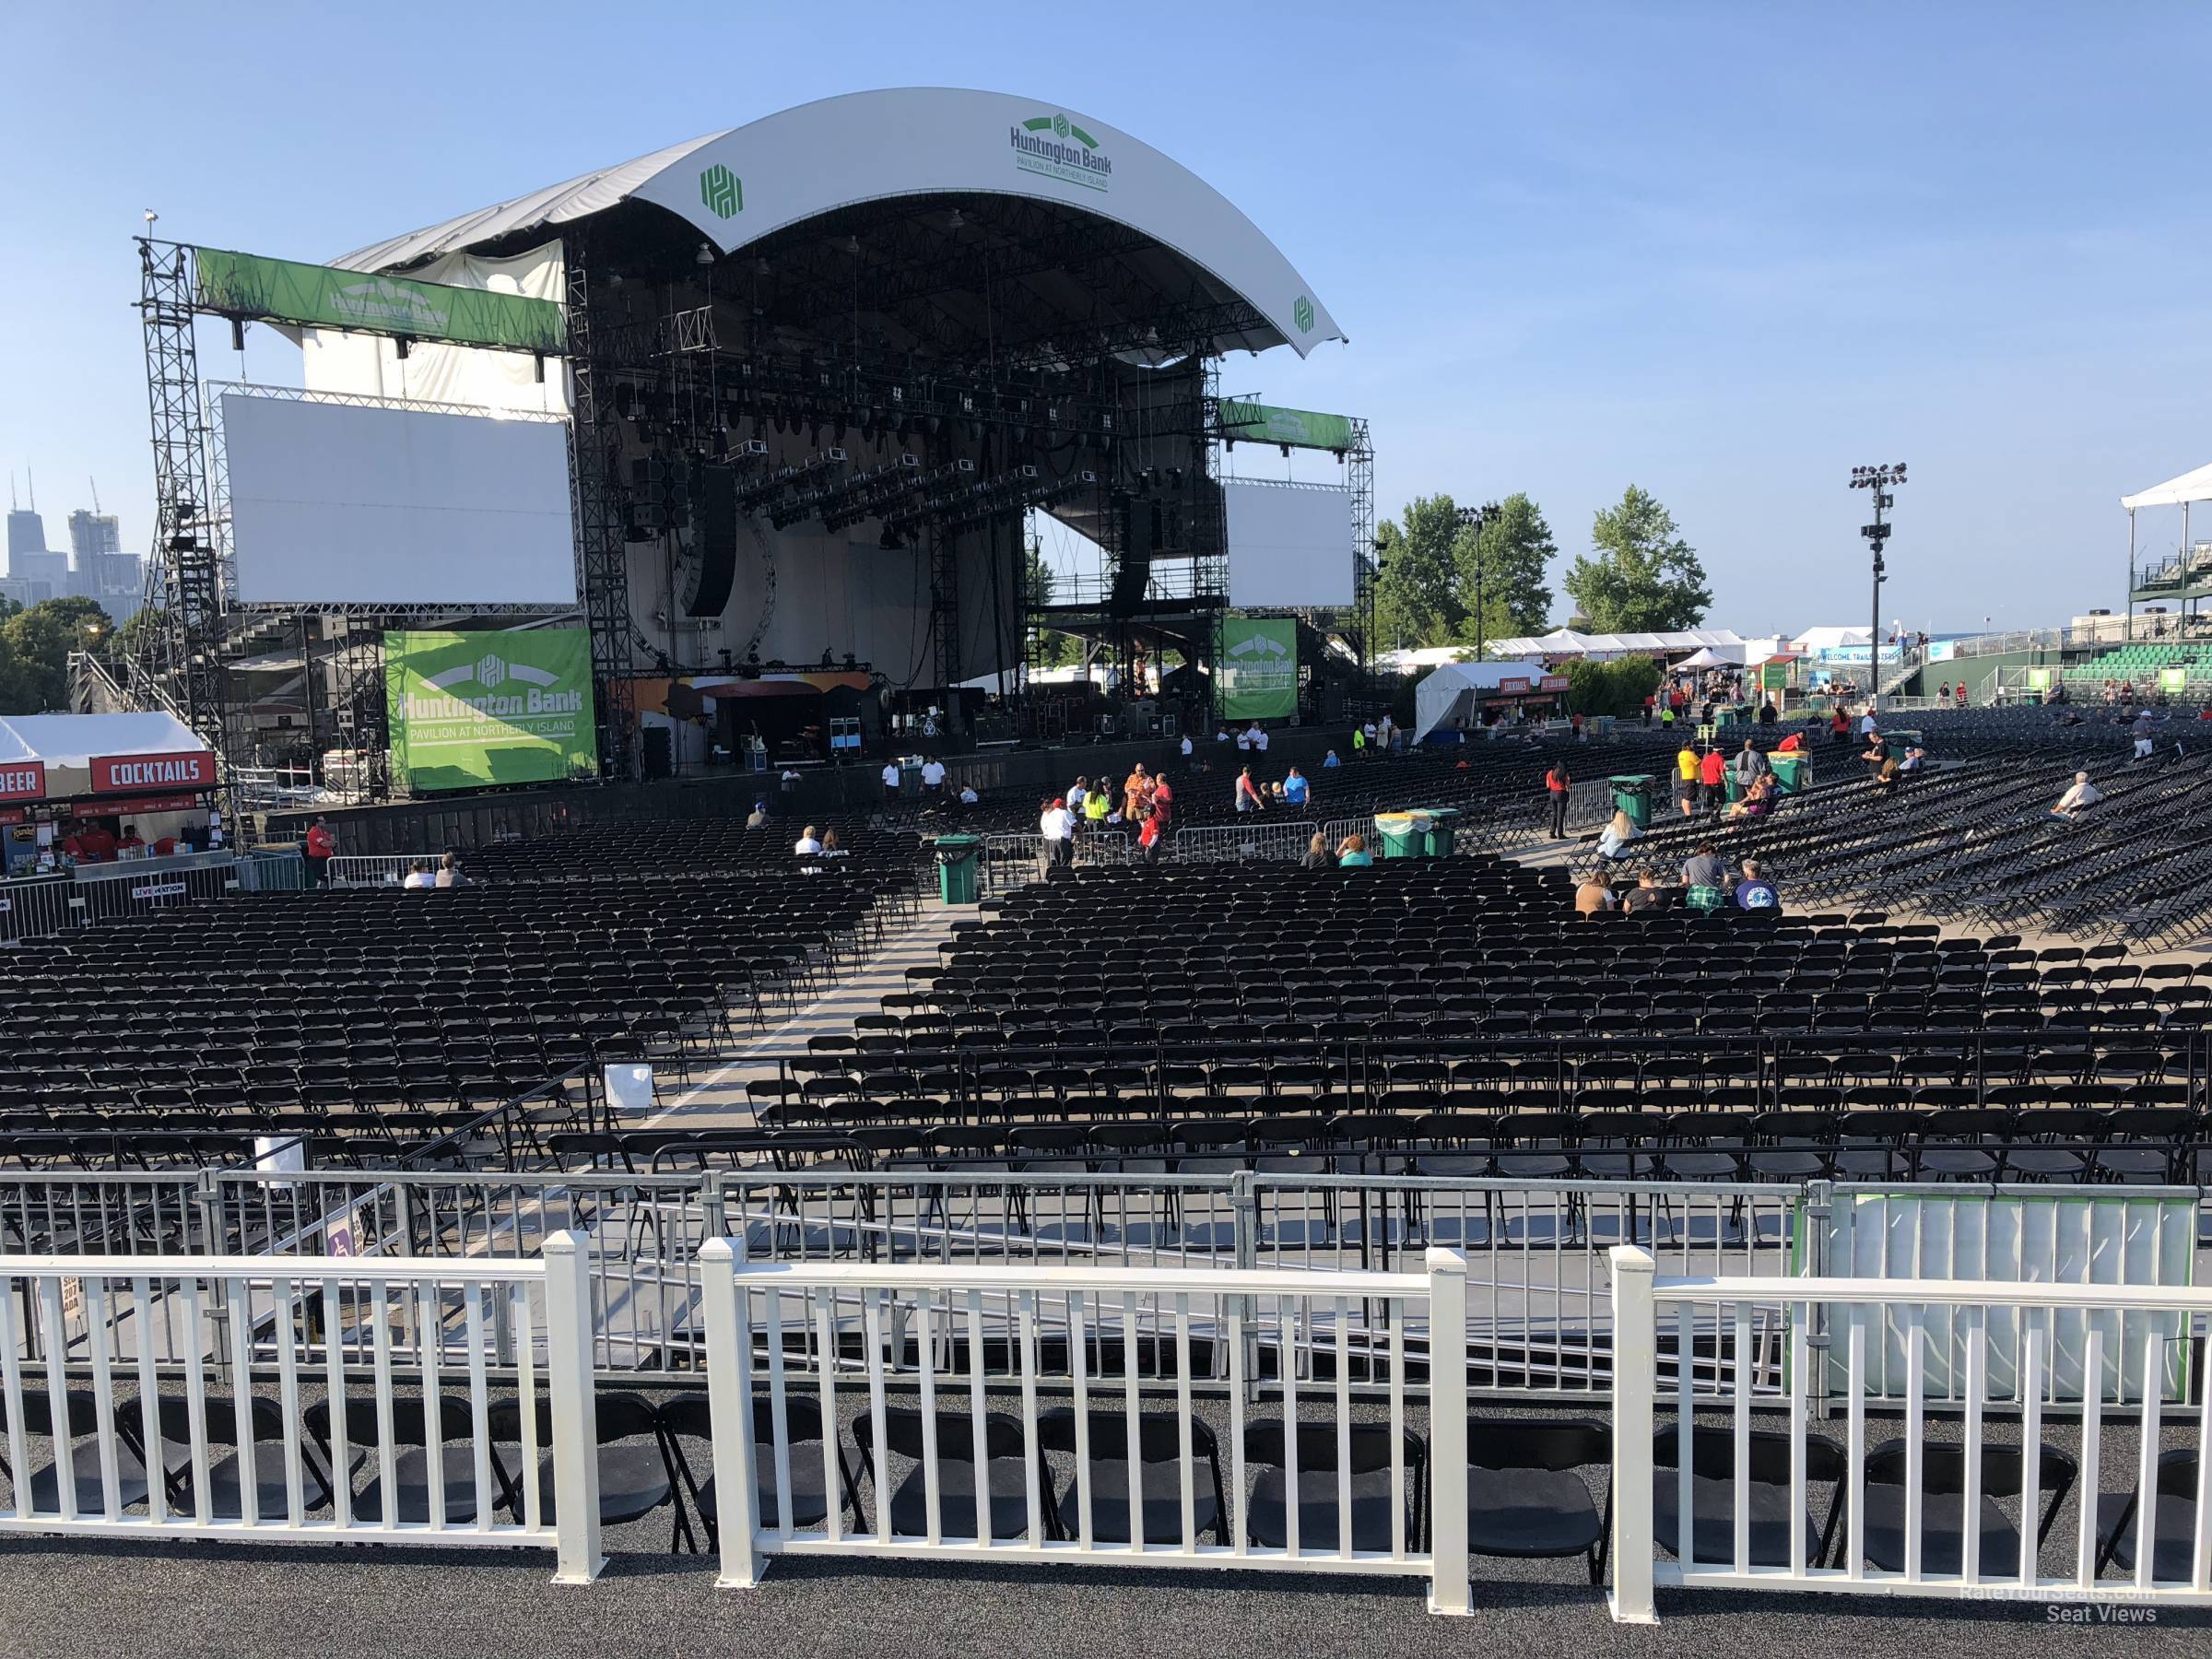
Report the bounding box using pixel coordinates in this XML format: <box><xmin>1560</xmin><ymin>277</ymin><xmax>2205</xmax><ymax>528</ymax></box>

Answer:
<box><xmin>69</xmin><ymin>853</ymin><xmax>238</xmax><ymax>924</ymax></box>
<box><xmin>327</xmin><ymin>853</ymin><xmax>423</xmax><ymax>888</ymax></box>
<box><xmin>0</xmin><ymin>875</ymin><xmax>84</xmax><ymax>945</ymax></box>
<box><xmin>1171</xmin><ymin>819</ymin><xmax>1319</xmax><ymax>864</ymax></box>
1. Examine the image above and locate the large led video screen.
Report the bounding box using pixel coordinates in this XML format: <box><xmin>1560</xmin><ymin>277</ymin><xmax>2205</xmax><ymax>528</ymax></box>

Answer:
<box><xmin>1224</xmin><ymin>479</ymin><xmax>1354</xmax><ymax>609</ymax></box>
<box><xmin>224</xmin><ymin>393</ymin><xmax>577</xmax><ymax>606</ymax></box>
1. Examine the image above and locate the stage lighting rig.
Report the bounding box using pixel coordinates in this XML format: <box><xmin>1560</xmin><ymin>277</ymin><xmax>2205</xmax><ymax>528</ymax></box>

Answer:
<box><xmin>1847</xmin><ymin>463</ymin><xmax>1908</xmax><ymax>712</ymax></box>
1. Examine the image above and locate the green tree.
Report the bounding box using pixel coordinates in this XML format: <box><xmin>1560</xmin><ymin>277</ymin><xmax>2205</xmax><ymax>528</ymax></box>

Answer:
<box><xmin>0</xmin><ymin>597</ymin><xmax>114</xmax><ymax>713</ymax></box>
<box><xmin>1024</xmin><ymin>540</ymin><xmax>1076</xmax><ymax>670</ymax></box>
<box><xmin>1373</xmin><ymin>495</ymin><xmax>1470</xmax><ymax>649</ymax></box>
<box><xmin>1456</xmin><ymin>493</ymin><xmax>1557</xmax><ymax>641</ymax></box>
<box><xmin>1562</xmin><ymin>486</ymin><xmax>1712</xmax><ymax>632</ymax></box>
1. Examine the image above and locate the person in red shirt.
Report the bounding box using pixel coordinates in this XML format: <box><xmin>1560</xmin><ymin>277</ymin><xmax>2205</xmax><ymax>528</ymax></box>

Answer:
<box><xmin>68</xmin><ymin>819</ymin><xmax>119</xmax><ymax>863</ymax></box>
<box><xmin>303</xmin><ymin>816</ymin><xmax>336</xmax><ymax>888</ymax></box>
<box><xmin>1136</xmin><ymin>808</ymin><xmax>1162</xmax><ymax>861</ymax></box>
<box><xmin>1697</xmin><ymin>746</ymin><xmax>1727</xmax><ymax>814</ymax></box>
<box><xmin>1148</xmin><ymin>776</ymin><xmax>1172</xmax><ymax>827</ymax></box>
<box><xmin>1544</xmin><ymin>761</ymin><xmax>1571</xmax><ymax>838</ymax></box>
<box><xmin>1777</xmin><ymin>730</ymin><xmax>1806</xmax><ymax>754</ymax></box>
<box><xmin>116</xmin><ymin>824</ymin><xmax>147</xmax><ymax>857</ymax></box>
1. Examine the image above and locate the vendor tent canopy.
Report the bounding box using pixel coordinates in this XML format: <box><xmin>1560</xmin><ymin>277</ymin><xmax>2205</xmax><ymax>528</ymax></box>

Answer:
<box><xmin>0</xmin><ymin>712</ymin><xmax>206</xmax><ymax>770</ymax></box>
<box><xmin>1487</xmin><ymin>628</ymin><xmax>1745</xmax><ymax>660</ymax></box>
<box><xmin>1673</xmin><ymin>646</ymin><xmax>1733</xmax><ymax>668</ymax></box>
<box><xmin>2120</xmin><ymin>463</ymin><xmax>2212</xmax><ymax>512</ymax></box>
<box><xmin>1412</xmin><ymin>659</ymin><xmax>1547</xmax><ymax>743</ymax></box>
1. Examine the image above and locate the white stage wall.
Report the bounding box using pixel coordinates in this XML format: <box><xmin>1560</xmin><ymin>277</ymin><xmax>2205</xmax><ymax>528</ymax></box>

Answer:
<box><xmin>223</xmin><ymin>393</ymin><xmax>578</xmax><ymax>607</ymax></box>
<box><xmin>1224</xmin><ymin>478</ymin><xmax>1355</xmax><ymax>608</ymax></box>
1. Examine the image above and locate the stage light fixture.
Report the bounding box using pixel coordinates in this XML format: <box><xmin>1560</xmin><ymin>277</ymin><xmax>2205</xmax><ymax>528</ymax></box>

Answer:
<box><xmin>845</xmin><ymin>234</ymin><xmax>861</xmax><ymax>255</ymax></box>
<box><xmin>947</xmin><ymin>208</ymin><xmax>965</xmax><ymax>229</ymax></box>
<box><xmin>754</xmin><ymin>256</ymin><xmax>771</xmax><ymax>276</ymax></box>
<box><xmin>695</xmin><ymin>241</ymin><xmax>716</xmax><ymax>265</ymax></box>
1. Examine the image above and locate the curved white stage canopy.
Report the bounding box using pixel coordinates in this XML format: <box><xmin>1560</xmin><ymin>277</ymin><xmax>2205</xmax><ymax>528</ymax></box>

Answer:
<box><xmin>338</xmin><ymin>88</ymin><xmax>1342</xmax><ymax>359</ymax></box>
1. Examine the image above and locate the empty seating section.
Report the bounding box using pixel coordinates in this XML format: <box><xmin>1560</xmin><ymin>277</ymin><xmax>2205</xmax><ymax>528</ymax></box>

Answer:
<box><xmin>703</xmin><ymin>859</ymin><xmax>2212</xmax><ymax>1185</ymax></box>
<box><xmin>2061</xmin><ymin>640</ymin><xmax>2212</xmax><ymax>690</ymax></box>
<box><xmin>0</xmin><ymin>861</ymin><xmax>903</xmax><ymax>1171</ymax></box>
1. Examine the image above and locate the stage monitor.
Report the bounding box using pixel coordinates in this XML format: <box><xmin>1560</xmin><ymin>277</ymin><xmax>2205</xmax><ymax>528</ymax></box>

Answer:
<box><xmin>224</xmin><ymin>393</ymin><xmax>577</xmax><ymax>606</ymax></box>
<box><xmin>1224</xmin><ymin>479</ymin><xmax>1354</xmax><ymax>609</ymax></box>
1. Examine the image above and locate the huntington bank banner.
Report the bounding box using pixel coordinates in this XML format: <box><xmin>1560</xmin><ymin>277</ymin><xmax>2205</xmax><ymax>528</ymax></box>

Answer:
<box><xmin>385</xmin><ymin>629</ymin><xmax>596</xmax><ymax>793</ymax></box>
<box><xmin>1216</xmin><ymin>617</ymin><xmax>1299</xmax><ymax>721</ymax></box>
<box><xmin>194</xmin><ymin>247</ymin><xmax>565</xmax><ymax>355</ymax></box>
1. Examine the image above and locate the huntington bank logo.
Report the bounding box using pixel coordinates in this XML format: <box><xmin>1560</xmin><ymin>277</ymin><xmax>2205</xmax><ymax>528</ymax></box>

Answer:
<box><xmin>1012</xmin><ymin>112</ymin><xmax>1112</xmax><ymax>193</ymax></box>
<box><xmin>1292</xmin><ymin>295</ymin><xmax>1315</xmax><ymax>334</ymax></box>
<box><xmin>699</xmin><ymin>164</ymin><xmax>744</xmax><ymax>218</ymax></box>
<box><xmin>411</xmin><ymin>653</ymin><xmax>582</xmax><ymax>721</ymax></box>
<box><xmin>1227</xmin><ymin>631</ymin><xmax>1289</xmax><ymax>661</ymax></box>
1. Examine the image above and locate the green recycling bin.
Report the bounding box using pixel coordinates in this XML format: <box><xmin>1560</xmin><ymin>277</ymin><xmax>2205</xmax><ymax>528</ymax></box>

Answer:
<box><xmin>1883</xmin><ymin>729</ymin><xmax>1923</xmax><ymax>759</ymax></box>
<box><xmin>1771</xmin><ymin>752</ymin><xmax>1808</xmax><ymax>795</ymax></box>
<box><xmin>1607</xmin><ymin>775</ymin><xmax>1655</xmax><ymax>830</ymax></box>
<box><xmin>934</xmin><ymin>834</ymin><xmax>982</xmax><ymax>905</ymax></box>
<box><xmin>1418</xmin><ymin>806</ymin><xmax>1460</xmax><ymax>856</ymax></box>
<box><xmin>1374</xmin><ymin>812</ymin><xmax>1423</xmax><ymax>859</ymax></box>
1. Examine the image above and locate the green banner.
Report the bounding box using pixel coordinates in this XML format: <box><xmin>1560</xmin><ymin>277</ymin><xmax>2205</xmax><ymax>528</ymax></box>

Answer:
<box><xmin>1760</xmin><ymin>662</ymin><xmax>1788</xmax><ymax>692</ymax></box>
<box><xmin>1219</xmin><ymin>401</ymin><xmax>1358</xmax><ymax>453</ymax></box>
<box><xmin>1216</xmin><ymin>616</ymin><xmax>1299</xmax><ymax>721</ymax></box>
<box><xmin>386</xmin><ymin>629</ymin><xmax>597</xmax><ymax>793</ymax></box>
<box><xmin>194</xmin><ymin>247</ymin><xmax>564</xmax><ymax>355</ymax></box>
<box><xmin>2160</xmin><ymin>666</ymin><xmax>2190</xmax><ymax>694</ymax></box>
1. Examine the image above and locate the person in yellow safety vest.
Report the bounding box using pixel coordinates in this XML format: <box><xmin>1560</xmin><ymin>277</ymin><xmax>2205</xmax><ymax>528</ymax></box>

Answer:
<box><xmin>1084</xmin><ymin>789</ymin><xmax>1110</xmax><ymax>824</ymax></box>
<box><xmin>1351</xmin><ymin>725</ymin><xmax>1367</xmax><ymax>754</ymax></box>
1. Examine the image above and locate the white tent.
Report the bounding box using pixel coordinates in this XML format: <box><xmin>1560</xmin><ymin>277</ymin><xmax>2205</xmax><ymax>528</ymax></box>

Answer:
<box><xmin>2120</xmin><ymin>463</ymin><xmax>2212</xmax><ymax>512</ymax></box>
<box><xmin>1412</xmin><ymin>660</ymin><xmax>1546</xmax><ymax>743</ymax></box>
<box><xmin>0</xmin><ymin>711</ymin><xmax>205</xmax><ymax>768</ymax></box>
<box><xmin>1674</xmin><ymin>646</ymin><xmax>1732</xmax><ymax>668</ymax></box>
<box><xmin>1487</xmin><ymin>628</ymin><xmax>1747</xmax><ymax>660</ymax></box>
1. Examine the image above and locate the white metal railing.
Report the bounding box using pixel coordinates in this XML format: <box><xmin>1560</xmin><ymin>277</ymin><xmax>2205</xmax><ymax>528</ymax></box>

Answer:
<box><xmin>328</xmin><ymin>854</ymin><xmax>428</xmax><ymax>888</ymax></box>
<box><xmin>1606</xmin><ymin>1249</ymin><xmax>2212</xmax><ymax>1623</ymax></box>
<box><xmin>697</xmin><ymin>1244</ymin><xmax>1476</xmax><ymax>1614</ymax></box>
<box><xmin>0</xmin><ymin>1234</ymin><xmax>604</xmax><ymax>1583</ymax></box>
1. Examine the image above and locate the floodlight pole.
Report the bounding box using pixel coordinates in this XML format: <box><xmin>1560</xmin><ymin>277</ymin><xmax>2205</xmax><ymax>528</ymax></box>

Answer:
<box><xmin>1851</xmin><ymin>465</ymin><xmax>1905</xmax><ymax>715</ymax></box>
<box><xmin>1455</xmin><ymin>500</ymin><xmax>1501</xmax><ymax>660</ymax></box>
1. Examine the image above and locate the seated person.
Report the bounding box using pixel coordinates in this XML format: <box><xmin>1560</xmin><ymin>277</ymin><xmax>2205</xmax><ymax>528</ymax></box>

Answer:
<box><xmin>1680</xmin><ymin>844</ymin><xmax>1727</xmax><ymax>890</ymax></box>
<box><xmin>1622</xmin><ymin>870</ymin><xmax>1670</xmax><ymax>912</ymax></box>
<box><xmin>2048</xmin><ymin>771</ymin><xmax>2102</xmax><ymax>821</ymax></box>
<box><xmin>1573</xmin><ymin>870</ymin><xmax>1618</xmax><ymax>914</ymax></box>
<box><xmin>1322</xmin><ymin>749</ymin><xmax>1343</xmax><ymax>769</ymax></box>
<box><xmin>1301</xmin><ymin>832</ymin><xmax>1331</xmax><ymax>871</ymax></box>
<box><xmin>1734</xmin><ymin>859</ymin><xmax>1780</xmax><ymax>912</ymax></box>
<box><xmin>1871</xmin><ymin>755</ymin><xmax>1903</xmax><ymax>788</ymax></box>
<box><xmin>401</xmin><ymin>860</ymin><xmax>437</xmax><ymax>888</ymax></box>
<box><xmin>794</xmin><ymin>825</ymin><xmax>825</xmax><ymax>855</ymax></box>
<box><xmin>745</xmin><ymin>801</ymin><xmax>771</xmax><ymax>829</ymax></box>
<box><xmin>1335</xmin><ymin>832</ymin><xmax>1373</xmax><ymax>867</ymax></box>
<box><xmin>1726</xmin><ymin>775</ymin><xmax>1776</xmax><ymax>818</ymax></box>
<box><xmin>1898</xmin><ymin>745</ymin><xmax>1925</xmax><ymax>773</ymax></box>
<box><xmin>1594</xmin><ymin>808</ymin><xmax>1641</xmax><ymax>860</ymax></box>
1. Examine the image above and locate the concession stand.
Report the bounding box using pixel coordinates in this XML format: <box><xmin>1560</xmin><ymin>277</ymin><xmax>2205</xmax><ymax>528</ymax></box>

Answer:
<box><xmin>0</xmin><ymin>712</ymin><xmax>239</xmax><ymax>940</ymax></box>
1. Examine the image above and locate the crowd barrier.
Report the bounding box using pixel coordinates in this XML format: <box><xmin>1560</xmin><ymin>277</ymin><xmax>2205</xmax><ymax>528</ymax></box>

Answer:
<box><xmin>0</xmin><ymin>1235</ymin><xmax>604</xmax><ymax>1581</ymax></box>
<box><xmin>0</xmin><ymin>851</ymin><xmax>298</xmax><ymax>947</ymax></box>
<box><xmin>697</xmin><ymin>1243</ymin><xmax>1476</xmax><ymax>1610</ymax></box>
<box><xmin>1607</xmin><ymin>1253</ymin><xmax>2212</xmax><ymax>1621</ymax></box>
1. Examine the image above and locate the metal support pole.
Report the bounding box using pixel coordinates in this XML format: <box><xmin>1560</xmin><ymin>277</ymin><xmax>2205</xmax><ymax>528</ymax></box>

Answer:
<box><xmin>698</xmin><ymin>1238</ymin><xmax>763</xmax><ymax>1587</ymax></box>
<box><xmin>194</xmin><ymin>1171</ymin><xmax>232</xmax><ymax>1388</ymax></box>
<box><xmin>1805</xmin><ymin>1179</ymin><xmax>1833</xmax><ymax>1422</ymax></box>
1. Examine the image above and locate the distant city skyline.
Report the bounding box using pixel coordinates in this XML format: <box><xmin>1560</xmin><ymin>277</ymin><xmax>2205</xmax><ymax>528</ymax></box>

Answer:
<box><xmin>0</xmin><ymin>488</ymin><xmax>140</xmax><ymax>618</ymax></box>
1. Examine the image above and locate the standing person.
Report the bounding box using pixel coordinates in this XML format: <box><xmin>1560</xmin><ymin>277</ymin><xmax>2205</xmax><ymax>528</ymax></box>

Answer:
<box><xmin>1641</xmin><ymin>691</ymin><xmax>1655</xmax><ymax>726</ymax></box>
<box><xmin>1675</xmin><ymin>740</ymin><xmax>1700</xmax><ymax>819</ymax></box>
<box><xmin>1150</xmin><ymin>773</ymin><xmax>1174</xmax><ymax>828</ymax></box>
<box><xmin>303</xmin><ymin>816</ymin><xmax>335</xmax><ymax>888</ymax></box>
<box><xmin>1829</xmin><ymin>705</ymin><xmax>1850</xmax><ymax>746</ymax></box>
<box><xmin>1234</xmin><ymin>765</ymin><xmax>1266</xmax><ymax>813</ymax></box>
<box><xmin>1698</xmin><ymin>743</ymin><xmax>1726</xmax><ymax>814</ymax></box>
<box><xmin>1250</xmin><ymin>723</ymin><xmax>1270</xmax><ymax>753</ymax></box>
<box><xmin>1123</xmin><ymin>763</ymin><xmax>1150</xmax><ymax>821</ymax></box>
<box><xmin>1083</xmin><ymin>786</ymin><xmax>1111</xmax><ymax>827</ymax></box>
<box><xmin>1283</xmin><ymin>766</ymin><xmax>1310</xmax><ymax>806</ymax></box>
<box><xmin>1180</xmin><ymin>732</ymin><xmax>1194</xmax><ymax>759</ymax></box>
<box><xmin>1732</xmin><ymin>739</ymin><xmax>1770</xmax><ymax>794</ymax></box>
<box><xmin>1038</xmin><ymin>796</ymin><xmax>1075</xmax><ymax>870</ymax></box>
<box><xmin>1936</xmin><ymin>681</ymin><xmax>1950</xmax><ymax>703</ymax></box>
<box><xmin>881</xmin><ymin>758</ymin><xmax>902</xmax><ymax>801</ymax></box>
<box><xmin>1136</xmin><ymin>807</ymin><xmax>1162</xmax><ymax>862</ymax></box>
<box><xmin>1955</xmin><ymin>681</ymin><xmax>1968</xmax><ymax>709</ymax></box>
<box><xmin>920</xmin><ymin>755</ymin><xmax>947</xmax><ymax>795</ymax></box>
<box><xmin>1545</xmin><ymin>759</ymin><xmax>1572</xmax><ymax>839</ymax></box>
<box><xmin>1067</xmin><ymin>776</ymin><xmax>1090</xmax><ymax>818</ymax></box>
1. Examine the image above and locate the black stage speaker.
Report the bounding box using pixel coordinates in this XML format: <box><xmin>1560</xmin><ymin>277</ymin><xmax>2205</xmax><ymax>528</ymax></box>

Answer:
<box><xmin>685</xmin><ymin>463</ymin><xmax>740</xmax><ymax>618</ymax></box>
<box><xmin>1109</xmin><ymin>494</ymin><xmax>1156</xmax><ymax>617</ymax></box>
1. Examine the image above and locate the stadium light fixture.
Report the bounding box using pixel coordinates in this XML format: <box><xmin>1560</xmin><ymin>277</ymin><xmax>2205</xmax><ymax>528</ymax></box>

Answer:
<box><xmin>695</xmin><ymin>241</ymin><xmax>716</xmax><ymax>265</ymax></box>
<box><xmin>1849</xmin><ymin>462</ymin><xmax>1908</xmax><ymax>713</ymax></box>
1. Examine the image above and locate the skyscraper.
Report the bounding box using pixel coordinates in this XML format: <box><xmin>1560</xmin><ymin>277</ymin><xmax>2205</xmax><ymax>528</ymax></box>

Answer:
<box><xmin>65</xmin><ymin>508</ymin><xmax>141</xmax><ymax>620</ymax></box>
<box><xmin>5</xmin><ymin>503</ymin><xmax>45</xmax><ymax>562</ymax></box>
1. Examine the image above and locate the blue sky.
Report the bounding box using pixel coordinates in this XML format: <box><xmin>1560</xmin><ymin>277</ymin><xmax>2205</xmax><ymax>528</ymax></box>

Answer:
<box><xmin>5</xmin><ymin>1</ymin><xmax>2209</xmax><ymax>632</ymax></box>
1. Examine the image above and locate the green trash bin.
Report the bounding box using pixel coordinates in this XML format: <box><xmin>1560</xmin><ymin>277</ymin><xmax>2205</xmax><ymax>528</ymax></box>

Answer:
<box><xmin>1607</xmin><ymin>775</ymin><xmax>1655</xmax><ymax>830</ymax></box>
<box><xmin>1771</xmin><ymin>752</ymin><xmax>1808</xmax><ymax>795</ymax></box>
<box><xmin>1375</xmin><ymin>812</ymin><xmax>1422</xmax><ymax>859</ymax></box>
<box><xmin>1418</xmin><ymin>806</ymin><xmax>1460</xmax><ymax>856</ymax></box>
<box><xmin>934</xmin><ymin>834</ymin><xmax>982</xmax><ymax>905</ymax></box>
